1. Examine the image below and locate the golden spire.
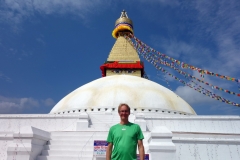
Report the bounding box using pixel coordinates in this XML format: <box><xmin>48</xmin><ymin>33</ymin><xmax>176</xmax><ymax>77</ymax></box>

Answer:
<box><xmin>108</xmin><ymin>10</ymin><xmax>139</xmax><ymax>62</ymax></box>
<box><xmin>112</xmin><ymin>10</ymin><xmax>134</xmax><ymax>39</ymax></box>
<box><xmin>100</xmin><ymin>10</ymin><xmax>144</xmax><ymax>78</ymax></box>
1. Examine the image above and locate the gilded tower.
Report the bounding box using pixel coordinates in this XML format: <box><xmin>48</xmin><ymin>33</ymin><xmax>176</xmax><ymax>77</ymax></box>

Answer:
<box><xmin>100</xmin><ymin>10</ymin><xmax>145</xmax><ymax>77</ymax></box>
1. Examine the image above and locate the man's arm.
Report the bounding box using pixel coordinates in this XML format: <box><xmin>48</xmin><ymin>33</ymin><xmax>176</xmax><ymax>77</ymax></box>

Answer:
<box><xmin>106</xmin><ymin>143</ymin><xmax>113</xmax><ymax>160</ymax></box>
<box><xmin>138</xmin><ymin>140</ymin><xmax>145</xmax><ymax>160</ymax></box>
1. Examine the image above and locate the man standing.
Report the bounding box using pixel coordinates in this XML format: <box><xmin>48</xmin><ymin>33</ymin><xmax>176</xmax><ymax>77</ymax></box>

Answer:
<box><xmin>106</xmin><ymin>103</ymin><xmax>145</xmax><ymax>160</ymax></box>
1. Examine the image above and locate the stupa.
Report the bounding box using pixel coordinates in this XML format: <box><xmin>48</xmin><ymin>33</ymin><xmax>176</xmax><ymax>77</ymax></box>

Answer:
<box><xmin>50</xmin><ymin>10</ymin><xmax>196</xmax><ymax>116</ymax></box>
<box><xmin>0</xmin><ymin>10</ymin><xmax>240</xmax><ymax>160</ymax></box>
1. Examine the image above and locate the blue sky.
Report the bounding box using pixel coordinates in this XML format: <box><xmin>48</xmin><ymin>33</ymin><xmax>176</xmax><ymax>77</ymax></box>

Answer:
<box><xmin>0</xmin><ymin>0</ymin><xmax>239</xmax><ymax>115</ymax></box>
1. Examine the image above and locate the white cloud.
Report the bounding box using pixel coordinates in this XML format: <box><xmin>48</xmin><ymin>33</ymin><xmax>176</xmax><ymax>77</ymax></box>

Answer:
<box><xmin>42</xmin><ymin>98</ymin><xmax>55</xmax><ymax>107</ymax></box>
<box><xmin>174</xmin><ymin>71</ymin><xmax>224</xmax><ymax>105</ymax></box>
<box><xmin>20</xmin><ymin>97</ymin><xmax>39</xmax><ymax>107</ymax></box>
<box><xmin>174</xmin><ymin>69</ymin><xmax>239</xmax><ymax>107</ymax></box>
<box><xmin>0</xmin><ymin>0</ymin><xmax>110</xmax><ymax>25</ymax></box>
<box><xmin>0</xmin><ymin>96</ymin><xmax>39</xmax><ymax>113</ymax></box>
<box><xmin>149</xmin><ymin>36</ymin><xmax>213</xmax><ymax>67</ymax></box>
<box><xmin>147</xmin><ymin>0</ymin><xmax>240</xmax><ymax>99</ymax></box>
<box><xmin>148</xmin><ymin>0</ymin><xmax>240</xmax><ymax>78</ymax></box>
<box><xmin>175</xmin><ymin>85</ymin><xmax>214</xmax><ymax>105</ymax></box>
<box><xmin>150</xmin><ymin>37</ymin><xmax>192</xmax><ymax>58</ymax></box>
<box><xmin>191</xmin><ymin>0</ymin><xmax>240</xmax><ymax>76</ymax></box>
<box><xmin>0</xmin><ymin>72</ymin><xmax>11</xmax><ymax>82</ymax></box>
<box><xmin>0</xmin><ymin>95</ymin><xmax>55</xmax><ymax>113</ymax></box>
<box><xmin>0</xmin><ymin>0</ymin><xmax>181</xmax><ymax>27</ymax></box>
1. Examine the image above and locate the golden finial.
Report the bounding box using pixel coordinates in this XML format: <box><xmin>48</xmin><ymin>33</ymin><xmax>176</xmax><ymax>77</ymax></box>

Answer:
<box><xmin>112</xmin><ymin>10</ymin><xmax>134</xmax><ymax>38</ymax></box>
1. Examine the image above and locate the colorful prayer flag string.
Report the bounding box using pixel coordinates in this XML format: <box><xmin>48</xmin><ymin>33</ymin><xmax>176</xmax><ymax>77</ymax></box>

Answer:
<box><xmin>123</xmin><ymin>34</ymin><xmax>240</xmax><ymax>107</ymax></box>
<box><xmin>151</xmin><ymin>54</ymin><xmax>240</xmax><ymax>97</ymax></box>
<box><xmin>124</xmin><ymin>34</ymin><xmax>240</xmax><ymax>97</ymax></box>
<box><xmin>153</xmin><ymin>59</ymin><xmax>239</xmax><ymax>107</ymax></box>
<box><xmin>127</xmin><ymin>33</ymin><xmax>240</xmax><ymax>83</ymax></box>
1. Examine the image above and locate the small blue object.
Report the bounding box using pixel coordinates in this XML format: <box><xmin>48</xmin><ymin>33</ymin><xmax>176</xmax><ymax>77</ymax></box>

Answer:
<box><xmin>137</xmin><ymin>154</ymin><xmax>149</xmax><ymax>160</ymax></box>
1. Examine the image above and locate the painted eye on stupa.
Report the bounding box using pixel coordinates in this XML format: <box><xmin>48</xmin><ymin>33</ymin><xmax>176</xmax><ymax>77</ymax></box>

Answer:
<box><xmin>126</xmin><ymin>70</ymin><xmax>135</xmax><ymax>73</ymax></box>
<box><xmin>112</xmin><ymin>70</ymin><xmax>122</xmax><ymax>73</ymax></box>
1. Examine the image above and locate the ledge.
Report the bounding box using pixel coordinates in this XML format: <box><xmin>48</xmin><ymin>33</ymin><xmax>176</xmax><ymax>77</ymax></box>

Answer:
<box><xmin>0</xmin><ymin>114</ymin><xmax>86</xmax><ymax>119</ymax></box>
<box><xmin>144</xmin><ymin>115</ymin><xmax>240</xmax><ymax>120</ymax></box>
<box><xmin>13</xmin><ymin>126</ymin><xmax>50</xmax><ymax>141</ymax></box>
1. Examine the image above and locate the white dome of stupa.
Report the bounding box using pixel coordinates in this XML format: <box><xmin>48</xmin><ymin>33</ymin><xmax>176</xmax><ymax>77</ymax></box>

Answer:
<box><xmin>50</xmin><ymin>75</ymin><xmax>196</xmax><ymax>115</ymax></box>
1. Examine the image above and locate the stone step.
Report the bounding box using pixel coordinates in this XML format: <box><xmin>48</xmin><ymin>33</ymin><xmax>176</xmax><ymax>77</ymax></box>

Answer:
<box><xmin>41</xmin><ymin>131</ymin><xmax>150</xmax><ymax>160</ymax></box>
<box><xmin>44</xmin><ymin>144</ymin><xmax>93</xmax><ymax>150</ymax></box>
<box><xmin>51</xmin><ymin>131</ymin><xmax>149</xmax><ymax>135</ymax></box>
<box><xmin>37</xmin><ymin>155</ymin><xmax>93</xmax><ymax>160</ymax></box>
<box><xmin>51</xmin><ymin>135</ymin><xmax>107</xmax><ymax>140</ymax></box>
<box><xmin>48</xmin><ymin>139</ymin><xmax>108</xmax><ymax>145</ymax></box>
<box><xmin>81</xmin><ymin>128</ymin><xmax>110</xmax><ymax>131</ymax></box>
<box><xmin>88</xmin><ymin>124</ymin><xmax>112</xmax><ymax>128</ymax></box>
<box><xmin>41</xmin><ymin>150</ymin><xmax>93</xmax><ymax>156</ymax></box>
<box><xmin>51</xmin><ymin>131</ymin><xmax>108</xmax><ymax>136</ymax></box>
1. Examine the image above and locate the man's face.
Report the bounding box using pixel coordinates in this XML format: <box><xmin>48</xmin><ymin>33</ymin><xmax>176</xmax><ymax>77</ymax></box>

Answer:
<box><xmin>119</xmin><ymin>105</ymin><xmax>130</xmax><ymax>121</ymax></box>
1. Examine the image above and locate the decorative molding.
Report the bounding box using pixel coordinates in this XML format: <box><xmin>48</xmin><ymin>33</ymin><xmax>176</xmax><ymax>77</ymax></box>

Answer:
<box><xmin>7</xmin><ymin>126</ymin><xmax>50</xmax><ymax>160</ymax></box>
<box><xmin>149</xmin><ymin>126</ymin><xmax>176</xmax><ymax>160</ymax></box>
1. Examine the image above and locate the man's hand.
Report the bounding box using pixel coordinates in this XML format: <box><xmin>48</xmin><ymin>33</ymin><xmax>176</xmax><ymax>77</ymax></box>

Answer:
<box><xmin>138</xmin><ymin>140</ymin><xmax>145</xmax><ymax>160</ymax></box>
<box><xmin>106</xmin><ymin>143</ymin><xmax>113</xmax><ymax>160</ymax></box>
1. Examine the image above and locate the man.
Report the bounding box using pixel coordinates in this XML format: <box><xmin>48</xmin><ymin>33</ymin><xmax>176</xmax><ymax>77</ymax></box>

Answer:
<box><xmin>106</xmin><ymin>103</ymin><xmax>145</xmax><ymax>160</ymax></box>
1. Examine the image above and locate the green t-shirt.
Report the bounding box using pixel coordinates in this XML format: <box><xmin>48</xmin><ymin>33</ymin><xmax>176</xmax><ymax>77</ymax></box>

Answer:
<box><xmin>107</xmin><ymin>122</ymin><xmax>144</xmax><ymax>160</ymax></box>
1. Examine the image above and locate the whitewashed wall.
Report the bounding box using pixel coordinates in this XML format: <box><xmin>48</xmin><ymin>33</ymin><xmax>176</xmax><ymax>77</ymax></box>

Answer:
<box><xmin>0</xmin><ymin>132</ymin><xmax>13</xmax><ymax>160</ymax></box>
<box><xmin>174</xmin><ymin>143</ymin><xmax>240</xmax><ymax>160</ymax></box>
<box><xmin>0</xmin><ymin>114</ymin><xmax>85</xmax><ymax>132</ymax></box>
<box><xmin>0</xmin><ymin>113</ymin><xmax>240</xmax><ymax>160</ymax></box>
<box><xmin>0</xmin><ymin>114</ymin><xmax>84</xmax><ymax>160</ymax></box>
<box><xmin>145</xmin><ymin>115</ymin><xmax>240</xmax><ymax>133</ymax></box>
<box><xmin>143</xmin><ymin>114</ymin><xmax>240</xmax><ymax>160</ymax></box>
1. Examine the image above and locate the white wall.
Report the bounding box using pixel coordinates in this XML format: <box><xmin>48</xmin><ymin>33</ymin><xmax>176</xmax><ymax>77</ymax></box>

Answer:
<box><xmin>0</xmin><ymin>114</ymin><xmax>84</xmax><ymax>132</ymax></box>
<box><xmin>0</xmin><ymin>113</ymin><xmax>240</xmax><ymax>160</ymax></box>
<box><xmin>175</xmin><ymin>143</ymin><xmax>240</xmax><ymax>160</ymax></box>
<box><xmin>145</xmin><ymin>115</ymin><xmax>240</xmax><ymax>133</ymax></box>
